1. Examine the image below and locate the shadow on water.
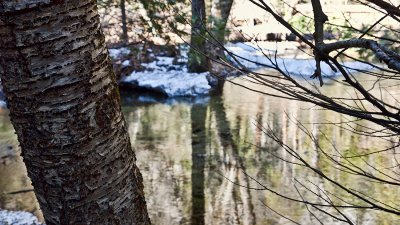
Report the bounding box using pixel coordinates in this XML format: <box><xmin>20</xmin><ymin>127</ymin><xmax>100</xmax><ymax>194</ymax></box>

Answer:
<box><xmin>190</xmin><ymin>104</ymin><xmax>207</xmax><ymax>225</ymax></box>
<box><xmin>190</xmin><ymin>96</ymin><xmax>257</xmax><ymax>225</ymax></box>
<box><xmin>191</xmin><ymin>96</ymin><xmax>256</xmax><ymax>225</ymax></box>
<box><xmin>120</xmin><ymin>87</ymin><xmax>210</xmax><ymax>106</ymax></box>
<box><xmin>208</xmin><ymin>96</ymin><xmax>256</xmax><ymax>225</ymax></box>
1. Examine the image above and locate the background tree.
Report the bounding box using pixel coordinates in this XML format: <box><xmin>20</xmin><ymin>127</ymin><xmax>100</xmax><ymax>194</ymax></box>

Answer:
<box><xmin>0</xmin><ymin>0</ymin><xmax>150</xmax><ymax>224</ymax></box>
<box><xmin>188</xmin><ymin>0</ymin><xmax>209</xmax><ymax>72</ymax></box>
<box><xmin>188</xmin><ymin>0</ymin><xmax>234</xmax><ymax>94</ymax></box>
<box><xmin>207</xmin><ymin>0</ymin><xmax>234</xmax><ymax>95</ymax></box>
<box><xmin>209</xmin><ymin>0</ymin><xmax>234</xmax><ymax>57</ymax></box>
<box><xmin>120</xmin><ymin>0</ymin><xmax>129</xmax><ymax>43</ymax></box>
<box><xmin>138</xmin><ymin>0</ymin><xmax>188</xmax><ymax>44</ymax></box>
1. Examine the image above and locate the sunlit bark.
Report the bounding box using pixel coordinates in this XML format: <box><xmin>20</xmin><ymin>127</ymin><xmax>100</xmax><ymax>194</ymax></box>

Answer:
<box><xmin>0</xmin><ymin>0</ymin><xmax>150</xmax><ymax>224</ymax></box>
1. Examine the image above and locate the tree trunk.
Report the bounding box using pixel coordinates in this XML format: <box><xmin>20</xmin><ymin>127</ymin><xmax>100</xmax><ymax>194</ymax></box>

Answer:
<box><xmin>208</xmin><ymin>0</ymin><xmax>233</xmax><ymax>95</ymax></box>
<box><xmin>188</xmin><ymin>0</ymin><xmax>208</xmax><ymax>73</ymax></box>
<box><xmin>120</xmin><ymin>0</ymin><xmax>129</xmax><ymax>43</ymax></box>
<box><xmin>210</xmin><ymin>0</ymin><xmax>233</xmax><ymax>57</ymax></box>
<box><xmin>0</xmin><ymin>0</ymin><xmax>150</xmax><ymax>224</ymax></box>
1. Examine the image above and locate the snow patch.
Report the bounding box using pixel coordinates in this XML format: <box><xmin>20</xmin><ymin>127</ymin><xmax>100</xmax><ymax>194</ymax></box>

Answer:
<box><xmin>226</xmin><ymin>42</ymin><xmax>375</xmax><ymax>76</ymax></box>
<box><xmin>0</xmin><ymin>100</ymin><xmax>6</xmax><ymax>108</ymax></box>
<box><xmin>122</xmin><ymin>60</ymin><xmax>130</xmax><ymax>67</ymax></box>
<box><xmin>0</xmin><ymin>210</ymin><xmax>42</xmax><ymax>225</ymax></box>
<box><xmin>141</xmin><ymin>57</ymin><xmax>175</xmax><ymax>71</ymax></box>
<box><xmin>108</xmin><ymin>47</ymin><xmax>131</xmax><ymax>59</ymax></box>
<box><xmin>123</xmin><ymin>56</ymin><xmax>210</xmax><ymax>97</ymax></box>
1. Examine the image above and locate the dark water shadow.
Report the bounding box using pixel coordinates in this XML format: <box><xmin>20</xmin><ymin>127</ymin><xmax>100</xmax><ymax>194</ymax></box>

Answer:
<box><xmin>190</xmin><ymin>104</ymin><xmax>207</xmax><ymax>225</ymax></box>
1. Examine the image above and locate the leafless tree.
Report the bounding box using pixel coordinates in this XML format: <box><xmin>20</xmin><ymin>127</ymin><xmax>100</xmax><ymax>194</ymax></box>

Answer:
<box><xmin>192</xmin><ymin>0</ymin><xmax>400</xmax><ymax>224</ymax></box>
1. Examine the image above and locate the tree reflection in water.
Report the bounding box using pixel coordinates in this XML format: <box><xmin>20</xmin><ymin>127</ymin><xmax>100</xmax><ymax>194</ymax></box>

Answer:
<box><xmin>207</xmin><ymin>96</ymin><xmax>256</xmax><ymax>225</ymax></box>
<box><xmin>0</xmin><ymin>76</ymin><xmax>399</xmax><ymax>224</ymax></box>
<box><xmin>191</xmin><ymin>104</ymin><xmax>207</xmax><ymax>225</ymax></box>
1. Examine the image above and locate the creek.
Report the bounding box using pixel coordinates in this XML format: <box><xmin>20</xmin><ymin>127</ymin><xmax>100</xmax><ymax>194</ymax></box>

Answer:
<box><xmin>0</xmin><ymin>73</ymin><xmax>399</xmax><ymax>224</ymax></box>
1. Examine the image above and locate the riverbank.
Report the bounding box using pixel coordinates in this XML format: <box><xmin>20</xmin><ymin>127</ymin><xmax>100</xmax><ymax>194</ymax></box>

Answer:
<box><xmin>111</xmin><ymin>41</ymin><xmax>374</xmax><ymax>99</ymax></box>
<box><xmin>0</xmin><ymin>41</ymin><xmax>376</xmax><ymax>109</ymax></box>
<box><xmin>1</xmin><ymin>77</ymin><xmax>399</xmax><ymax>224</ymax></box>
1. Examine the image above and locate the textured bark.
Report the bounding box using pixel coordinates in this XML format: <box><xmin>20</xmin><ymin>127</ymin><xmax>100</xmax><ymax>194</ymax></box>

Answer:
<box><xmin>0</xmin><ymin>0</ymin><xmax>150</xmax><ymax>224</ymax></box>
<box><xmin>188</xmin><ymin>0</ymin><xmax>208</xmax><ymax>73</ymax></box>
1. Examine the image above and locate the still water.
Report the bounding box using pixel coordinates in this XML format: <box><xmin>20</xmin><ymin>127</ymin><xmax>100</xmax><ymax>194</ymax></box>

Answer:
<box><xmin>0</xmin><ymin>74</ymin><xmax>399</xmax><ymax>224</ymax></box>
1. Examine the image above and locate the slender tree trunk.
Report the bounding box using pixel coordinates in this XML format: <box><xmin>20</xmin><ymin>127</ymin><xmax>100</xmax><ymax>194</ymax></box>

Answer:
<box><xmin>208</xmin><ymin>0</ymin><xmax>233</xmax><ymax>95</ymax></box>
<box><xmin>210</xmin><ymin>0</ymin><xmax>233</xmax><ymax>57</ymax></box>
<box><xmin>188</xmin><ymin>0</ymin><xmax>208</xmax><ymax>73</ymax></box>
<box><xmin>120</xmin><ymin>0</ymin><xmax>129</xmax><ymax>43</ymax></box>
<box><xmin>0</xmin><ymin>0</ymin><xmax>150</xmax><ymax>224</ymax></box>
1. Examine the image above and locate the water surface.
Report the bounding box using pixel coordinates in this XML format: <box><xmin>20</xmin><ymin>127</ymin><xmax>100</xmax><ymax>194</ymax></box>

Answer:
<box><xmin>0</xmin><ymin>74</ymin><xmax>399</xmax><ymax>224</ymax></box>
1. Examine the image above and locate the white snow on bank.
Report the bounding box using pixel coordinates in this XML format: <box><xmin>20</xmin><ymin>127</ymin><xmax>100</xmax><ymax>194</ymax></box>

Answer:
<box><xmin>0</xmin><ymin>210</ymin><xmax>42</xmax><ymax>225</ymax></box>
<box><xmin>123</xmin><ymin>57</ymin><xmax>210</xmax><ymax>97</ymax></box>
<box><xmin>225</xmin><ymin>42</ymin><xmax>375</xmax><ymax>76</ymax></box>
<box><xmin>108</xmin><ymin>47</ymin><xmax>131</xmax><ymax>59</ymax></box>
<box><xmin>0</xmin><ymin>100</ymin><xmax>6</xmax><ymax>108</ymax></box>
<box><xmin>108</xmin><ymin>44</ymin><xmax>376</xmax><ymax>98</ymax></box>
<box><xmin>0</xmin><ymin>44</ymin><xmax>379</xmax><ymax>104</ymax></box>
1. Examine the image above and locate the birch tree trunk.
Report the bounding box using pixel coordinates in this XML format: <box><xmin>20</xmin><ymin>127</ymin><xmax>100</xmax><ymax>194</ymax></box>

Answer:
<box><xmin>0</xmin><ymin>0</ymin><xmax>150</xmax><ymax>224</ymax></box>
